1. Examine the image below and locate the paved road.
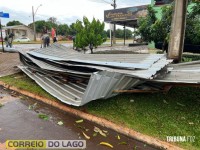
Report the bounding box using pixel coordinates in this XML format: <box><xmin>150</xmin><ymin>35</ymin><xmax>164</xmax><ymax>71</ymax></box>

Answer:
<box><xmin>0</xmin><ymin>86</ymin><xmax>157</xmax><ymax>150</ymax></box>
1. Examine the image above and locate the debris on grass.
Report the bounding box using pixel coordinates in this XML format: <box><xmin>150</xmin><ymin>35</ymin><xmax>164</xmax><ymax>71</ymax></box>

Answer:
<box><xmin>177</xmin><ymin>102</ymin><xmax>185</xmax><ymax>107</ymax></box>
<box><xmin>38</xmin><ymin>113</ymin><xmax>49</xmax><ymax>120</ymax></box>
<box><xmin>82</xmin><ymin>132</ymin><xmax>90</xmax><ymax>139</ymax></box>
<box><xmin>130</xmin><ymin>99</ymin><xmax>134</xmax><ymax>103</ymax></box>
<box><xmin>100</xmin><ymin>142</ymin><xmax>113</xmax><ymax>148</ymax></box>
<box><xmin>57</xmin><ymin>121</ymin><xmax>64</xmax><ymax>126</ymax></box>
<box><xmin>75</xmin><ymin>119</ymin><xmax>83</xmax><ymax>123</ymax></box>
<box><xmin>189</xmin><ymin>122</ymin><xmax>194</xmax><ymax>125</ymax></box>
<box><xmin>163</xmin><ymin>100</ymin><xmax>168</xmax><ymax>104</ymax></box>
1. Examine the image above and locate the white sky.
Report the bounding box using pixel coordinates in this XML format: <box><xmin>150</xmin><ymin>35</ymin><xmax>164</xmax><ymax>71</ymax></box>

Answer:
<box><xmin>0</xmin><ymin>0</ymin><xmax>151</xmax><ymax>29</ymax></box>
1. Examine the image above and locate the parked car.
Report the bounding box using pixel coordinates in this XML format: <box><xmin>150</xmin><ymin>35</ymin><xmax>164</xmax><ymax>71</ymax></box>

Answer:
<box><xmin>13</xmin><ymin>37</ymin><xmax>31</xmax><ymax>42</ymax></box>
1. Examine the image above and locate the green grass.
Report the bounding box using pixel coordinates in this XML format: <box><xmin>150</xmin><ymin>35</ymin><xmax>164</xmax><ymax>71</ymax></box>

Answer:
<box><xmin>85</xmin><ymin>88</ymin><xmax>200</xmax><ymax>149</ymax></box>
<box><xmin>0</xmin><ymin>74</ymin><xmax>200</xmax><ymax>149</ymax></box>
<box><xmin>0</xmin><ymin>73</ymin><xmax>55</xmax><ymax>101</ymax></box>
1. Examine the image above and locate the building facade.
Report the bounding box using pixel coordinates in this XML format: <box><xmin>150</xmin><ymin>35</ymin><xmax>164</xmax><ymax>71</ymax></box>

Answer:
<box><xmin>3</xmin><ymin>25</ymin><xmax>34</xmax><ymax>41</ymax></box>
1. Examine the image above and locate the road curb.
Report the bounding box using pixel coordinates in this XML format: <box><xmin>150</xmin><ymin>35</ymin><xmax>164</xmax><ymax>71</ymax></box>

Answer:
<box><xmin>0</xmin><ymin>81</ymin><xmax>183</xmax><ymax>150</ymax></box>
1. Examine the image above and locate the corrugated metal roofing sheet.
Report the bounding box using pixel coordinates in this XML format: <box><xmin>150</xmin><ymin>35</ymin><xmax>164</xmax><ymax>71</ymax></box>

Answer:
<box><xmin>18</xmin><ymin>43</ymin><xmax>188</xmax><ymax>106</ymax></box>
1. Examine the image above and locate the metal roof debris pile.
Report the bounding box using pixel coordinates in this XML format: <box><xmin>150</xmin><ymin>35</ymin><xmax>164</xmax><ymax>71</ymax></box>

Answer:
<box><xmin>18</xmin><ymin>43</ymin><xmax>200</xmax><ymax>106</ymax></box>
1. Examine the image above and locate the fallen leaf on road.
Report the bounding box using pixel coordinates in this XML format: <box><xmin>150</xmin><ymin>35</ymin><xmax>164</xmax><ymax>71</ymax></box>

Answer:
<box><xmin>103</xmin><ymin>130</ymin><xmax>108</xmax><ymax>133</ymax></box>
<box><xmin>82</xmin><ymin>132</ymin><xmax>90</xmax><ymax>139</ymax></box>
<box><xmin>38</xmin><ymin>114</ymin><xmax>49</xmax><ymax>120</ymax></box>
<box><xmin>28</xmin><ymin>103</ymin><xmax>37</xmax><ymax>110</ymax></box>
<box><xmin>76</xmin><ymin>119</ymin><xmax>83</xmax><ymax>123</ymax></box>
<box><xmin>93</xmin><ymin>132</ymin><xmax>98</xmax><ymax>137</ymax></box>
<box><xmin>117</xmin><ymin>135</ymin><xmax>120</xmax><ymax>140</ymax></box>
<box><xmin>118</xmin><ymin>142</ymin><xmax>127</xmax><ymax>145</ymax></box>
<box><xmin>0</xmin><ymin>103</ymin><xmax>3</xmax><ymax>108</ymax></box>
<box><xmin>76</xmin><ymin>125</ymin><xmax>89</xmax><ymax>132</ymax></box>
<box><xmin>100</xmin><ymin>142</ymin><xmax>113</xmax><ymax>148</ymax></box>
<box><xmin>94</xmin><ymin>126</ymin><xmax>107</xmax><ymax>137</ymax></box>
<box><xmin>57</xmin><ymin>121</ymin><xmax>64</xmax><ymax>126</ymax></box>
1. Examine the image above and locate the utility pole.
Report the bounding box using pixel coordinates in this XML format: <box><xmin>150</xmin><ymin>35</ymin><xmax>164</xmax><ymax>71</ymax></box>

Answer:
<box><xmin>32</xmin><ymin>4</ymin><xmax>42</xmax><ymax>41</ymax></box>
<box><xmin>167</xmin><ymin>0</ymin><xmax>188</xmax><ymax>62</ymax></box>
<box><xmin>0</xmin><ymin>19</ymin><xmax>4</xmax><ymax>52</ymax></box>
<box><xmin>112</xmin><ymin>0</ymin><xmax>116</xmax><ymax>44</ymax></box>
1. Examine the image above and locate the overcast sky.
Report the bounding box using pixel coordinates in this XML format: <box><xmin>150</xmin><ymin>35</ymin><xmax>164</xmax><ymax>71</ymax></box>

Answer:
<box><xmin>0</xmin><ymin>0</ymin><xmax>151</xmax><ymax>29</ymax></box>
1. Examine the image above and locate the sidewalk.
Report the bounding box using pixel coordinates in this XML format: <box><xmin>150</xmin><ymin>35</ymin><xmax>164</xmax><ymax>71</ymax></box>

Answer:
<box><xmin>0</xmin><ymin>52</ymin><xmax>21</xmax><ymax>77</ymax></box>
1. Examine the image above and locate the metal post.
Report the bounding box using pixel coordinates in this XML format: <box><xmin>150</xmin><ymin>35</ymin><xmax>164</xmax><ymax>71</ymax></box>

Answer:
<box><xmin>167</xmin><ymin>0</ymin><xmax>188</xmax><ymax>63</ymax></box>
<box><xmin>123</xmin><ymin>24</ymin><xmax>126</xmax><ymax>46</ymax></box>
<box><xmin>110</xmin><ymin>26</ymin><xmax>112</xmax><ymax>47</ymax></box>
<box><xmin>0</xmin><ymin>19</ymin><xmax>4</xmax><ymax>52</ymax></box>
<box><xmin>32</xmin><ymin>4</ymin><xmax>42</xmax><ymax>42</ymax></box>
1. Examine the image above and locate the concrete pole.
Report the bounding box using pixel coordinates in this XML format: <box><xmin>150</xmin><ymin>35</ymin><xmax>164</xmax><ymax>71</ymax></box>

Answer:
<box><xmin>167</xmin><ymin>0</ymin><xmax>188</xmax><ymax>63</ymax></box>
<box><xmin>32</xmin><ymin>6</ymin><xmax>36</xmax><ymax>41</ymax></box>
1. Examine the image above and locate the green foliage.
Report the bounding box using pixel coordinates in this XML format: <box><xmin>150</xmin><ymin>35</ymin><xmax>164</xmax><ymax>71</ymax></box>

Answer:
<box><xmin>74</xmin><ymin>16</ymin><xmax>106</xmax><ymax>53</ymax></box>
<box><xmin>28</xmin><ymin>20</ymin><xmax>50</xmax><ymax>33</ymax></box>
<box><xmin>57</xmin><ymin>24</ymin><xmax>69</xmax><ymax>36</ymax></box>
<box><xmin>185</xmin><ymin>2</ymin><xmax>200</xmax><ymax>45</ymax></box>
<box><xmin>6</xmin><ymin>20</ymin><xmax>23</xmax><ymax>26</ymax></box>
<box><xmin>68</xmin><ymin>23</ymin><xmax>76</xmax><ymax>36</ymax></box>
<box><xmin>38</xmin><ymin>113</ymin><xmax>49</xmax><ymax>120</ymax></box>
<box><xmin>137</xmin><ymin>2</ymin><xmax>200</xmax><ymax>49</ymax></box>
<box><xmin>136</xmin><ymin>6</ymin><xmax>157</xmax><ymax>43</ymax></box>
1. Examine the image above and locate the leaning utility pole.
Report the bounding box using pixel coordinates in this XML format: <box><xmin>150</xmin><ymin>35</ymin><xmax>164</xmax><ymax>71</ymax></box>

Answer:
<box><xmin>167</xmin><ymin>0</ymin><xmax>188</xmax><ymax>63</ymax></box>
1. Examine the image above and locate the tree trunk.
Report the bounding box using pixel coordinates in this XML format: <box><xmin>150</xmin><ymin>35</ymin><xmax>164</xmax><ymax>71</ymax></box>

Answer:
<box><xmin>162</xmin><ymin>40</ymin><xmax>167</xmax><ymax>52</ymax></box>
<box><xmin>90</xmin><ymin>48</ymin><xmax>93</xmax><ymax>54</ymax></box>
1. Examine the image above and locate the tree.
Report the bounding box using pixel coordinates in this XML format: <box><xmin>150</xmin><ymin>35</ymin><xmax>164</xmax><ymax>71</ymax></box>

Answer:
<box><xmin>47</xmin><ymin>17</ymin><xmax>57</xmax><ymax>24</ymax></box>
<box><xmin>57</xmin><ymin>24</ymin><xmax>69</xmax><ymax>36</ymax></box>
<box><xmin>6</xmin><ymin>20</ymin><xmax>23</xmax><ymax>26</ymax></box>
<box><xmin>185</xmin><ymin>1</ymin><xmax>200</xmax><ymax>45</ymax></box>
<box><xmin>136</xmin><ymin>1</ymin><xmax>200</xmax><ymax>51</ymax></box>
<box><xmin>69</xmin><ymin>23</ymin><xmax>76</xmax><ymax>35</ymax></box>
<box><xmin>125</xmin><ymin>29</ymin><xmax>133</xmax><ymax>39</ymax></box>
<box><xmin>28</xmin><ymin>20</ymin><xmax>49</xmax><ymax>33</ymax></box>
<box><xmin>74</xmin><ymin>16</ymin><xmax>106</xmax><ymax>53</ymax></box>
<box><xmin>116</xmin><ymin>29</ymin><xmax>123</xmax><ymax>38</ymax></box>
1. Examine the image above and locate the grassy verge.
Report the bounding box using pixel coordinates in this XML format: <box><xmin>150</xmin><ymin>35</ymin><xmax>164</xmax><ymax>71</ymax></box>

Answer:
<box><xmin>0</xmin><ymin>73</ymin><xmax>55</xmax><ymax>100</ymax></box>
<box><xmin>0</xmin><ymin>73</ymin><xmax>199</xmax><ymax>150</ymax></box>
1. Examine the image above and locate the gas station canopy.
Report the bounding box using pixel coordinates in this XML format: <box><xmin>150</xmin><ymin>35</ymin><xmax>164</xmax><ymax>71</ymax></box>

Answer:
<box><xmin>104</xmin><ymin>5</ymin><xmax>148</xmax><ymax>28</ymax></box>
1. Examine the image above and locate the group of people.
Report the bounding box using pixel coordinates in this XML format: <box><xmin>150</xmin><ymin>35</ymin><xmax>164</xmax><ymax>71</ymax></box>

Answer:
<box><xmin>40</xmin><ymin>27</ymin><xmax>57</xmax><ymax>48</ymax></box>
<box><xmin>4</xmin><ymin>33</ymin><xmax>14</xmax><ymax>48</ymax></box>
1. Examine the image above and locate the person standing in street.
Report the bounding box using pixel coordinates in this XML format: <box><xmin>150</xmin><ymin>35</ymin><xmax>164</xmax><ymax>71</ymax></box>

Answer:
<box><xmin>8</xmin><ymin>33</ymin><xmax>14</xmax><ymax>48</ymax></box>
<box><xmin>4</xmin><ymin>34</ymin><xmax>9</xmax><ymax>47</ymax></box>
